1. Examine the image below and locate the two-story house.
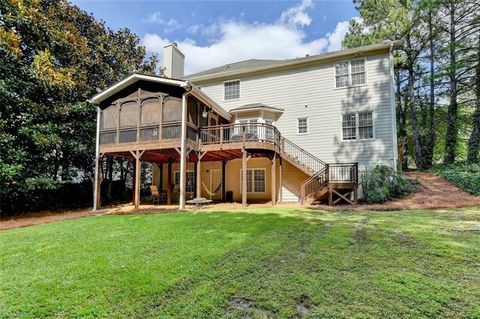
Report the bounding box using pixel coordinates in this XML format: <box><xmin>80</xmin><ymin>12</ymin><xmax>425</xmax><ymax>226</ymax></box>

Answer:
<box><xmin>90</xmin><ymin>41</ymin><xmax>399</xmax><ymax>210</ymax></box>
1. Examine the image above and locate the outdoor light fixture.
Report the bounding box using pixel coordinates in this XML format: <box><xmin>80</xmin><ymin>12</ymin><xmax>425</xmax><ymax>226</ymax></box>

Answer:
<box><xmin>202</xmin><ymin>106</ymin><xmax>208</xmax><ymax>118</ymax></box>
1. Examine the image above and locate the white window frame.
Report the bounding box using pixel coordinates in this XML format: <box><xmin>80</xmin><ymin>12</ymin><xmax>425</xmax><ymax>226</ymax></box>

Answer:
<box><xmin>297</xmin><ymin>117</ymin><xmax>309</xmax><ymax>135</ymax></box>
<box><xmin>223</xmin><ymin>79</ymin><xmax>240</xmax><ymax>101</ymax></box>
<box><xmin>341</xmin><ymin>111</ymin><xmax>375</xmax><ymax>141</ymax></box>
<box><xmin>174</xmin><ymin>170</ymin><xmax>195</xmax><ymax>193</ymax></box>
<box><xmin>334</xmin><ymin>58</ymin><xmax>367</xmax><ymax>89</ymax></box>
<box><xmin>341</xmin><ymin>113</ymin><xmax>357</xmax><ymax>141</ymax></box>
<box><xmin>239</xmin><ymin>168</ymin><xmax>266</xmax><ymax>193</ymax></box>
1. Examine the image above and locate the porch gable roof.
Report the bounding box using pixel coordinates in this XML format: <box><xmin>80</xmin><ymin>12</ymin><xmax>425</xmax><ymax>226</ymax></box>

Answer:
<box><xmin>89</xmin><ymin>73</ymin><xmax>231</xmax><ymax>121</ymax></box>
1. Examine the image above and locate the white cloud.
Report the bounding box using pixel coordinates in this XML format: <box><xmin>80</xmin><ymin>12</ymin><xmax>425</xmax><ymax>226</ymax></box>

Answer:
<box><xmin>279</xmin><ymin>0</ymin><xmax>313</xmax><ymax>27</ymax></box>
<box><xmin>144</xmin><ymin>12</ymin><xmax>182</xmax><ymax>33</ymax></box>
<box><xmin>142</xmin><ymin>0</ymin><xmax>356</xmax><ymax>75</ymax></box>
<box><xmin>326</xmin><ymin>20</ymin><xmax>350</xmax><ymax>52</ymax></box>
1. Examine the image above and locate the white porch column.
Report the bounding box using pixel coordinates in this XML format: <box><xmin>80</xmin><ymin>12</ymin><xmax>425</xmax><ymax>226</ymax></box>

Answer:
<box><xmin>179</xmin><ymin>92</ymin><xmax>189</xmax><ymax>209</ymax></box>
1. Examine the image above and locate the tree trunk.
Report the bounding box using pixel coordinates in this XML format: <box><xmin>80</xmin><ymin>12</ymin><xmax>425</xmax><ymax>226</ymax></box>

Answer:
<box><xmin>468</xmin><ymin>33</ymin><xmax>480</xmax><ymax>163</ymax></box>
<box><xmin>406</xmin><ymin>33</ymin><xmax>423</xmax><ymax>169</ymax></box>
<box><xmin>444</xmin><ymin>2</ymin><xmax>458</xmax><ymax>164</ymax></box>
<box><xmin>425</xmin><ymin>9</ymin><xmax>436</xmax><ymax>168</ymax></box>
<box><xmin>395</xmin><ymin>68</ymin><xmax>408</xmax><ymax>171</ymax></box>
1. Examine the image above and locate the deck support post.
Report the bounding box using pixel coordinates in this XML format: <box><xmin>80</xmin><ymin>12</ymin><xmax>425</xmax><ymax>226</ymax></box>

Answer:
<box><xmin>130</xmin><ymin>150</ymin><xmax>144</xmax><ymax>210</ymax></box>
<box><xmin>159</xmin><ymin>163</ymin><xmax>163</xmax><ymax>190</ymax></box>
<box><xmin>93</xmin><ymin>156</ymin><xmax>103</xmax><ymax>211</ymax></box>
<box><xmin>167</xmin><ymin>158</ymin><xmax>172</xmax><ymax>205</ymax></box>
<box><xmin>328</xmin><ymin>186</ymin><xmax>333</xmax><ymax>206</ymax></box>
<box><xmin>179</xmin><ymin>92</ymin><xmax>189</xmax><ymax>210</ymax></box>
<box><xmin>196</xmin><ymin>159</ymin><xmax>201</xmax><ymax>199</ymax></box>
<box><xmin>93</xmin><ymin>107</ymin><xmax>101</xmax><ymax>211</ymax></box>
<box><xmin>221</xmin><ymin>160</ymin><xmax>226</xmax><ymax>201</ymax></box>
<box><xmin>242</xmin><ymin>149</ymin><xmax>248</xmax><ymax>207</ymax></box>
<box><xmin>279</xmin><ymin>157</ymin><xmax>283</xmax><ymax>203</ymax></box>
<box><xmin>271</xmin><ymin>153</ymin><xmax>276</xmax><ymax>206</ymax></box>
<box><xmin>134</xmin><ymin>154</ymin><xmax>141</xmax><ymax>209</ymax></box>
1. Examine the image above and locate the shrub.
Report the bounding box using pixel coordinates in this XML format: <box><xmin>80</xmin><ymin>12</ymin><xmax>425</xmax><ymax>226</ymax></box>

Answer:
<box><xmin>361</xmin><ymin>165</ymin><xmax>420</xmax><ymax>203</ymax></box>
<box><xmin>430</xmin><ymin>162</ymin><xmax>480</xmax><ymax>195</ymax></box>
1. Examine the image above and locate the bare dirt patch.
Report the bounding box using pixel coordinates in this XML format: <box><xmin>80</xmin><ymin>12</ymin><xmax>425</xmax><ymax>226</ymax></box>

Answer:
<box><xmin>226</xmin><ymin>298</ymin><xmax>270</xmax><ymax>318</ymax></box>
<box><xmin>0</xmin><ymin>207</ymin><xmax>101</xmax><ymax>231</ymax></box>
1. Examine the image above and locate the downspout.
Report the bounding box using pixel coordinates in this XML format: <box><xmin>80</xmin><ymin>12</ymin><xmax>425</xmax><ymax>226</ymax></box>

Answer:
<box><xmin>179</xmin><ymin>83</ymin><xmax>193</xmax><ymax>209</ymax></box>
<box><xmin>93</xmin><ymin>106</ymin><xmax>101</xmax><ymax>211</ymax></box>
<box><xmin>389</xmin><ymin>42</ymin><xmax>398</xmax><ymax>171</ymax></box>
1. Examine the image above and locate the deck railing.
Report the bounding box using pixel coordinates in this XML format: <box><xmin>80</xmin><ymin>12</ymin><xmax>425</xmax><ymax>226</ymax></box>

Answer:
<box><xmin>329</xmin><ymin>163</ymin><xmax>358</xmax><ymax>183</ymax></box>
<box><xmin>200</xmin><ymin>123</ymin><xmax>282</xmax><ymax>149</ymax></box>
<box><xmin>99</xmin><ymin>121</ymin><xmax>198</xmax><ymax>145</ymax></box>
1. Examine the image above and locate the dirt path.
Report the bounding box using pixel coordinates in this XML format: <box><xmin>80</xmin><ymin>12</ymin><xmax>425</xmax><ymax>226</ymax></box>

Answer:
<box><xmin>1</xmin><ymin>172</ymin><xmax>479</xmax><ymax>231</ymax></box>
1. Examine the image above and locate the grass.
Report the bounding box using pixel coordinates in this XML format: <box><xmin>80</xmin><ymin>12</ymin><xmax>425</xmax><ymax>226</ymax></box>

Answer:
<box><xmin>1</xmin><ymin>208</ymin><xmax>480</xmax><ymax>318</ymax></box>
<box><xmin>430</xmin><ymin>161</ymin><xmax>480</xmax><ymax>195</ymax></box>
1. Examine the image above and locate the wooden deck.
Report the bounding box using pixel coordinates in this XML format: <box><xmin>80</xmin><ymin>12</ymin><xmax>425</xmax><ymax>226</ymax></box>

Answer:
<box><xmin>98</xmin><ymin>122</ymin><xmax>358</xmax><ymax>207</ymax></box>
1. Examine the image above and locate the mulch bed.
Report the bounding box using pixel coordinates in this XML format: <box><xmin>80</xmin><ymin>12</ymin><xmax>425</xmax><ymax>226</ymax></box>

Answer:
<box><xmin>311</xmin><ymin>172</ymin><xmax>480</xmax><ymax>211</ymax></box>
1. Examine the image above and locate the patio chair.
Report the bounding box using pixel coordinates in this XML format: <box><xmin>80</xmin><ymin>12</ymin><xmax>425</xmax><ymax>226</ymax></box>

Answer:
<box><xmin>150</xmin><ymin>185</ymin><xmax>160</xmax><ymax>205</ymax></box>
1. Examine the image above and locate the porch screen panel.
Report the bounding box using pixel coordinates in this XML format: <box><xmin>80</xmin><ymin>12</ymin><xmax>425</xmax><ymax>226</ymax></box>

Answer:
<box><xmin>120</xmin><ymin>101</ymin><xmax>139</xmax><ymax>127</ymax></box>
<box><xmin>141</xmin><ymin>98</ymin><xmax>161</xmax><ymax>125</ymax></box>
<box><xmin>163</xmin><ymin>97</ymin><xmax>182</xmax><ymax>122</ymax></box>
<box><xmin>101</xmin><ymin>105</ymin><xmax>117</xmax><ymax>129</ymax></box>
<box><xmin>187</xmin><ymin>99</ymin><xmax>198</xmax><ymax>125</ymax></box>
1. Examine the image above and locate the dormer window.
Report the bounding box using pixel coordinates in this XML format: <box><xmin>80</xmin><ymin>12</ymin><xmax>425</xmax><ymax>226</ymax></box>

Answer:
<box><xmin>224</xmin><ymin>80</ymin><xmax>240</xmax><ymax>100</ymax></box>
<box><xmin>334</xmin><ymin>59</ymin><xmax>366</xmax><ymax>88</ymax></box>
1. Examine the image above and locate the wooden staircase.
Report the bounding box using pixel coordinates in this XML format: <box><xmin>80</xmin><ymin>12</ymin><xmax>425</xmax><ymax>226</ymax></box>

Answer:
<box><xmin>197</xmin><ymin>123</ymin><xmax>358</xmax><ymax>205</ymax></box>
<box><xmin>280</xmin><ymin>137</ymin><xmax>358</xmax><ymax>205</ymax></box>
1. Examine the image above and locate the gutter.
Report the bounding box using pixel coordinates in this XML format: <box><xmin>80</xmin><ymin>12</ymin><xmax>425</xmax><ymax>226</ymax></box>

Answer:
<box><xmin>178</xmin><ymin>86</ymin><xmax>193</xmax><ymax>210</ymax></box>
<box><xmin>388</xmin><ymin>41</ymin><xmax>398</xmax><ymax>171</ymax></box>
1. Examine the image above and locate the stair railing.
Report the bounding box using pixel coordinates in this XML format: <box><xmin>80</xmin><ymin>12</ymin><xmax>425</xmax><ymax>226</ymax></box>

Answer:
<box><xmin>281</xmin><ymin>137</ymin><xmax>326</xmax><ymax>174</ymax></box>
<box><xmin>300</xmin><ymin>164</ymin><xmax>329</xmax><ymax>204</ymax></box>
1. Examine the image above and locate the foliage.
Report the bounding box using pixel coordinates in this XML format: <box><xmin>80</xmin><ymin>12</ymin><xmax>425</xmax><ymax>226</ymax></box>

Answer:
<box><xmin>1</xmin><ymin>208</ymin><xmax>480</xmax><ymax>317</ymax></box>
<box><xmin>344</xmin><ymin>0</ymin><xmax>480</xmax><ymax>168</ymax></box>
<box><xmin>361</xmin><ymin>165</ymin><xmax>420</xmax><ymax>203</ymax></box>
<box><xmin>1</xmin><ymin>182</ymin><xmax>93</xmax><ymax>214</ymax></box>
<box><xmin>0</xmin><ymin>0</ymin><xmax>158</xmax><ymax>213</ymax></box>
<box><xmin>430</xmin><ymin>161</ymin><xmax>480</xmax><ymax>195</ymax></box>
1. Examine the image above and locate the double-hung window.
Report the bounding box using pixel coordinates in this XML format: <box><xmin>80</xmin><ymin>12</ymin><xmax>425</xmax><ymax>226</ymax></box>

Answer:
<box><xmin>224</xmin><ymin>80</ymin><xmax>240</xmax><ymax>100</ymax></box>
<box><xmin>334</xmin><ymin>59</ymin><xmax>366</xmax><ymax>88</ymax></box>
<box><xmin>342</xmin><ymin>112</ymin><xmax>374</xmax><ymax>141</ymax></box>
<box><xmin>297</xmin><ymin>117</ymin><xmax>308</xmax><ymax>135</ymax></box>
<box><xmin>342</xmin><ymin>114</ymin><xmax>357</xmax><ymax>140</ymax></box>
<box><xmin>358</xmin><ymin>112</ymin><xmax>373</xmax><ymax>139</ymax></box>
<box><xmin>240</xmin><ymin>169</ymin><xmax>265</xmax><ymax>193</ymax></box>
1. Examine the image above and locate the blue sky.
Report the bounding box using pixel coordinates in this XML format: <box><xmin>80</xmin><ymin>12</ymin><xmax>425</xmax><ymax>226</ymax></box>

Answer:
<box><xmin>71</xmin><ymin>0</ymin><xmax>358</xmax><ymax>74</ymax></box>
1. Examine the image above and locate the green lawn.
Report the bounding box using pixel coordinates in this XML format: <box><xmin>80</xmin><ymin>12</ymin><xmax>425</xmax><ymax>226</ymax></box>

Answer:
<box><xmin>1</xmin><ymin>208</ymin><xmax>480</xmax><ymax>318</ymax></box>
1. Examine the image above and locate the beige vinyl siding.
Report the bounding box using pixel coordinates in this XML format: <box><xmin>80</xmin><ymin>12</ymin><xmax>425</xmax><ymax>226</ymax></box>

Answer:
<box><xmin>196</xmin><ymin>54</ymin><xmax>395</xmax><ymax>171</ymax></box>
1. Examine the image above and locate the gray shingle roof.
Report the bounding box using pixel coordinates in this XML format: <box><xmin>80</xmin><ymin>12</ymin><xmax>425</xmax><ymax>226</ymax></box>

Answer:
<box><xmin>183</xmin><ymin>41</ymin><xmax>402</xmax><ymax>81</ymax></box>
<box><xmin>230</xmin><ymin>103</ymin><xmax>284</xmax><ymax>113</ymax></box>
<box><xmin>184</xmin><ymin>59</ymin><xmax>284</xmax><ymax>79</ymax></box>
